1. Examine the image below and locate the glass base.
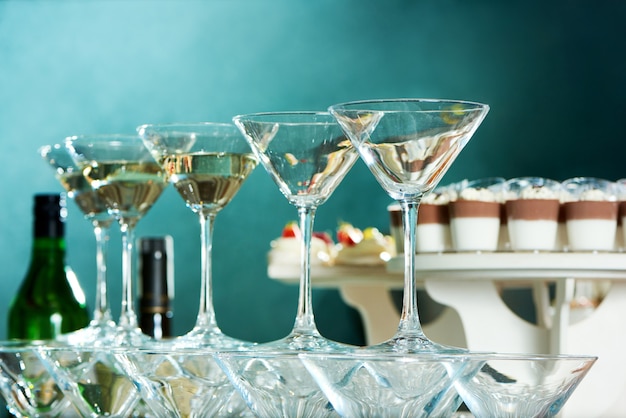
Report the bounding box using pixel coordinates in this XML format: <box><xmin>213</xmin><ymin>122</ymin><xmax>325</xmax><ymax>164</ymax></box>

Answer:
<box><xmin>170</xmin><ymin>327</ymin><xmax>253</xmax><ymax>350</ymax></box>
<box><xmin>56</xmin><ymin>319</ymin><xmax>118</xmax><ymax>347</ymax></box>
<box><xmin>113</xmin><ymin>325</ymin><xmax>153</xmax><ymax>347</ymax></box>
<box><xmin>257</xmin><ymin>330</ymin><xmax>355</xmax><ymax>353</ymax></box>
<box><xmin>365</xmin><ymin>333</ymin><xmax>467</xmax><ymax>354</ymax></box>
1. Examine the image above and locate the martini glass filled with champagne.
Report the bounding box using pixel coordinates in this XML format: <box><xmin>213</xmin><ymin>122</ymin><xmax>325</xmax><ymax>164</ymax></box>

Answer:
<box><xmin>134</xmin><ymin>122</ymin><xmax>258</xmax><ymax>418</ymax></box>
<box><xmin>139</xmin><ymin>122</ymin><xmax>258</xmax><ymax>348</ymax></box>
<box><xmin>39</xmin><ymin>143</ymin><xmax>117</xmax><ymax>345</ymax></box>
<box><xmin>65</xmin><ymin>134</ymin><xmax>169</xmax><ymax>347</ymax></box>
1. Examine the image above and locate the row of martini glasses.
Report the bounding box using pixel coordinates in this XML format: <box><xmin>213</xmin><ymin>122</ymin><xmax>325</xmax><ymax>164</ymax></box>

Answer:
<box><xmin>1</xmin><ymin>99</ymin><xmax>596</xmax><ymax>417</ymax></box>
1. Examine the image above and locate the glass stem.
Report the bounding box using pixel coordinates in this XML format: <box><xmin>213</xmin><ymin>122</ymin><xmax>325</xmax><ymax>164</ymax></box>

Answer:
<box><xmin>194</xmin><ymin>212</ymin><xmax>219</xmax><ymax>332</ymax></box>
<box><xmin>118</xmin><ymin>220</ymin><xmax>138</xmax><ymax>329</ymax></box>
<box><xmin>292</xmin><ymin>205</ymin><xmax>319</xmax><ymax>336</ymax></box>
<box><xmin>91</xmin><ymin>222</ymin><xmax>112</xmax><ymax>324</ymax></box>
<box><xmin>397</xmin><ymin>198</ymin><xmax>426</xmax><ymax>337</ymax></box>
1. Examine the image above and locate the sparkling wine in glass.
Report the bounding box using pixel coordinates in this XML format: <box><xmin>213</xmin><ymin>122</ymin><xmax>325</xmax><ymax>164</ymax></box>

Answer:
<box><xmin>233</xmin><ymin>111</ymin><xmax>359</xmax><ymax>352</ymax></box>
<box><xmin>39</xmin><ymin>143</ymin><xmax>117</xmax><ymax>346</ymax></box>
<box><xmin>65</xmin><ymin>135</ymin><xmax>169</xmax><ymax>347</ymax></box>
<box><xmin>329</xmin><ymin>99</ymin><xmax>489</xmax><ymax>353</ymax></box>
<box><xmin>139</xmin><ymin>122</ymin><xmax>258</xmax><ymax>349</ymax></box>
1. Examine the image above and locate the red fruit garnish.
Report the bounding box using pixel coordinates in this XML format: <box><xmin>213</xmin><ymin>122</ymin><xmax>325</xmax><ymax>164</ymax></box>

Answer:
<box><xmin>337</xmin><ymin>223</ymin><xmax>363</xmax><ymax>247</ymax></box>
<box><xmin>313</xmin><ymin>231</ymin><xmax>333</xmax><ymax>245</ymax></box>
<box><xmin>282</xmin><ymin>221</ymin><xmax>301</xmax><ymax>239</ymax></box>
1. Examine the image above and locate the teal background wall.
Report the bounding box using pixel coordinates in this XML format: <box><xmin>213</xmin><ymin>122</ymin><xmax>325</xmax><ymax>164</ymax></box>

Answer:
<box><xmin>1</xmin><ymin>0</ymin><xmax>625</xmax><ymax>344</ymax></box>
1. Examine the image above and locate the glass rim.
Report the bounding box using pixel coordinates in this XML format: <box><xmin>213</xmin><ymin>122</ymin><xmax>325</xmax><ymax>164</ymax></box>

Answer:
<box><xmin>232</xmin><ymin>111</ymin><xmax>335</xmax><ymax>125</ymax></box>
<box><xmin>38</xmin><ymin>143</ymin><xmax>61</xmax><ymax>155</ymax></box>
<box><xmin>461</xmin><ymin>352</ymin><xmax>598</xmax><ymax>362</ymax></box>
<box><xmin>64</xmin><ymin>133</ymin><xmax>142</xmax><ymax>145</ymax></box>
<box><xmin>328</xmin><ymin>98</ymin><xmax>489</xmax><ymax>113</ymax></box>
<box><xmin>137</xmin><ymin>121</ymin><xmax>237</xmax><ymax>133</ymax></box>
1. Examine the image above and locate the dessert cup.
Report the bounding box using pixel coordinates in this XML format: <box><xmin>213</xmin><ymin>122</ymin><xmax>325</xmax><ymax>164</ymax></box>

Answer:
<box><xmin>504</xmin><ymin>177</ymin><xmax>562</xmax><ymax>252</ymax></box>
<box><xmin>415</xmin><ymin>187</ymin><xmax>452</xmax><ymax>253</ymax></box>
<box><xmin>449</xmin><ymin>178</ymin><xmax>504</xmax><ymax>252</ymax></box>
<box><xmin>617</xmin><ymin>178</ymin><xmax>626</xmax><ymax>251</ymax></box>
<box><xmin>387</xmin><ymin>203</ymin><xmax>404</xmax><ymax>254</ymax></box>
<box><xmin>561</xmin><ymin>177</ymin><xmax>618</xmax><ymax>252</ymax></box>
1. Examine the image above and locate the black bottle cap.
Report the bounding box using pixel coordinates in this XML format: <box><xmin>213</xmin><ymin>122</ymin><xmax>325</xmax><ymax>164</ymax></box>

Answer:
<box><xmin>34</xmin><ymin>193</ymin><xmax>66</xmax><ymax>238</ymax></box>
<box><xmin>139</xmin><ymin>237</ymin><xmax>172</xmax><ymax>310</ymax></box>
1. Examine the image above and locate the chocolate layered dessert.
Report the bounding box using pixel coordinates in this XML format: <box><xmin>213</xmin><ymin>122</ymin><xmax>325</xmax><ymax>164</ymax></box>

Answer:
<box><xmin>618</xmin><ymin>201</ymin><xmax>626</xmax><ymax>250</ymax></box>
<box><xmin>561</xmin><ymin>177</ymin><xmax>619</xmax><ymax>252</ymax></box>
<box><xmin>498</xmin><ymin>203</ymin><xmax>509</xmax><ymax>251</ymax></box>
<box><xmin>388</xmin><ymin>203</ymin><xmax>403</xmax><ymax>254</ymax></box>
<box><xmin>416</xmin><ymin>191</ymin><xmax>451</xmax><ymax>253</ymax></box>
<box><xmin>449</xmin><ymin>196</ymin><xmax>501</xmax><ymax>252</ymax></box>
<box><xmin>562</xmin><ymin>200</ymin><xmax>618</xmax><ymax>251</ymax></box>
<box><xmin>505</xmin><ymin>199</ymin><xmax>560</xmax><ymax>251</ymax></box>
<box><xmin>504</xmin><ymin>177</ymin><xmax>562</xmax><ymax>252</ymax></box>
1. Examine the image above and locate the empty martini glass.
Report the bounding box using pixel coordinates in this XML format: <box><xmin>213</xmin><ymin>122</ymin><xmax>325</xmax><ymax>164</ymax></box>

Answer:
<box><xmin>233</xmin><ymin>111</ymin><xmax>359</xmax><ymax>351</ymax></box>
<box><xmin>39</xmin><ymin>143</ymin><xmax>117</xmax><ymax>346</ymax></box>
<box><xmin>329</xmin><ymin>99</ymin><xmax>489</xmax><ymax>353</ymax></box>
<box><xmin>0</xmin><ymin>341</ymin><xmax>79</xmax><ymax>418</ymax></box>
<box><xmin>66</xmin><ymin>135</ymin><xmax>169</xmax><ymax>347</ymax></box>
<box><xmin>138</xmin><ymin>122</ymin><xmax>258</xmax><ymax>349</ymax></box>
<box><xmin>453</xmin><ymin>353</ymin><xmax>597</xmax><ymax>417</ymax></box>
<box><xmin>298</xmin><ymin>351</ymin><xmax>476</xmax><ymax>418</ymax></box>
<box><xmin>223</xmin><ymin>112</ymin><xmax>358</xmax><ymax>418</ymax></box>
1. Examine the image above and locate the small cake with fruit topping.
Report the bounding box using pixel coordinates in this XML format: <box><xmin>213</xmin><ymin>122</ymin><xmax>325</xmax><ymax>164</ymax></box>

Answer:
<box><xmin>268</xmin><ymin>221</ymin><xmax>337</xmax><ymax>266</ymax></box>
<box><xmin>334</xmin><ymin>222</ymin><xmax>396</xmax><ymax>266</ymax></box>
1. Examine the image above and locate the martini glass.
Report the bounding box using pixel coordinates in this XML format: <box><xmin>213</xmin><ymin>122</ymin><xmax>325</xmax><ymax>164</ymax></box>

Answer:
<box><xmin>65</xmin><ymin>135</ymin><xmax>169</xmax><ymax>347</ymax></box>
<box><xmin>298</xmin><ymin>351</ymin><xmax>476</xmax><ymax>417</ymax></box>
<box><xmin>233</xmin><ymin>111</ymin><xmax>359</xmax><ymax>351</ymax></box>
<box><xmin>0</xmin><ymin>341</ymin><xmax>79</xmax><ymax>417</ymax></box>
<box><xmin>329</xmin><ymin>99</ymin><xmax>489</xmax><ymax>353</ymax></box>
<box><xmin>223</xmin><ymin>112</ymin><xmax>357</xmax><ymax>418</ymax></box>
<box><xmin>139</xmin><ymin>122</ymin><xmax>258</xmax><ymax>349</ymax></box>
<box><xmin>39</xmin><ymin>144</ymin><xmax>117</xmax><ymax>346</ymax></box>
<box><xmin>454</xmin><ymin>353</ymin><xmax>596</xmax><ymax>417</ymax></box>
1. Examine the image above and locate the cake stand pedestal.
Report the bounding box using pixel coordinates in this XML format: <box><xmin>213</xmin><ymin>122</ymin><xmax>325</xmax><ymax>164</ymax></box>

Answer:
<box><xmin>268</xmin><ymin>252</ymin><xmax>626</xmax><ymax>417</ymax></box>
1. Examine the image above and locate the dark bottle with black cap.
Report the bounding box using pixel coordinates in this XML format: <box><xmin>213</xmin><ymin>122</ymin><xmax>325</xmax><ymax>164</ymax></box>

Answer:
<box><xmin>138</xmin><ymin>236</ymin><xmax>174</xmax><ymax>339</ymax></box>
<box><xmin>7</xmin><ymin>193</ymin><xmax>89</xmax><ymax>340</ymax></box>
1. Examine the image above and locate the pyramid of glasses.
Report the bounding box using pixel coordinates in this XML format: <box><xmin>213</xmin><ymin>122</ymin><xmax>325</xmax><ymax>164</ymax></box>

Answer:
<box><xmin>0</xmin><ymin>99</ymin><xmax>598</xmax><ymax>418</ymax></box>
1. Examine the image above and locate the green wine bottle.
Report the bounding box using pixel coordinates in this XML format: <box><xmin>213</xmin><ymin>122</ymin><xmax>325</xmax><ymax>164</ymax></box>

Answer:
<box><xmin>7</xmin><ymin>193</ymin><xmax>90</xmax><ymax>340</ymax></box>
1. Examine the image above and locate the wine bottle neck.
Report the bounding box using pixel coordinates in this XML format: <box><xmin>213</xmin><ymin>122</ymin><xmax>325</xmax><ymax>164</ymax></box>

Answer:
<box><xmin>31</xmin><ymin>236</ymin><xmax>67</xmax><ymax>254</ymax></box>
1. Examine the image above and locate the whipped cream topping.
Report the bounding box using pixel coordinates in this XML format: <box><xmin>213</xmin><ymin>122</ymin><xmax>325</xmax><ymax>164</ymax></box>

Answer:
<box><xmin>458</xmin><ymin>187</ymin><xmax>499</xmax><ymax>202</ymax></box>
<box><xmin>579</xmin><ymin>189</ymin><xmax>613</xmax><ymax>201</ymax></box>
<box><xmin>517</xmin><ymin>186</ymin><xmax>560</xmax><ymax>200</ymax></box>
<box><xmin>562</xmin><ymin>188</ymin><xmax>614</xmax><ymax>202</ymax></box>
<box><xmin>423</xmin><ymin>191</ymin><xmax>451</xmax><ymax>205</ymax></box>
